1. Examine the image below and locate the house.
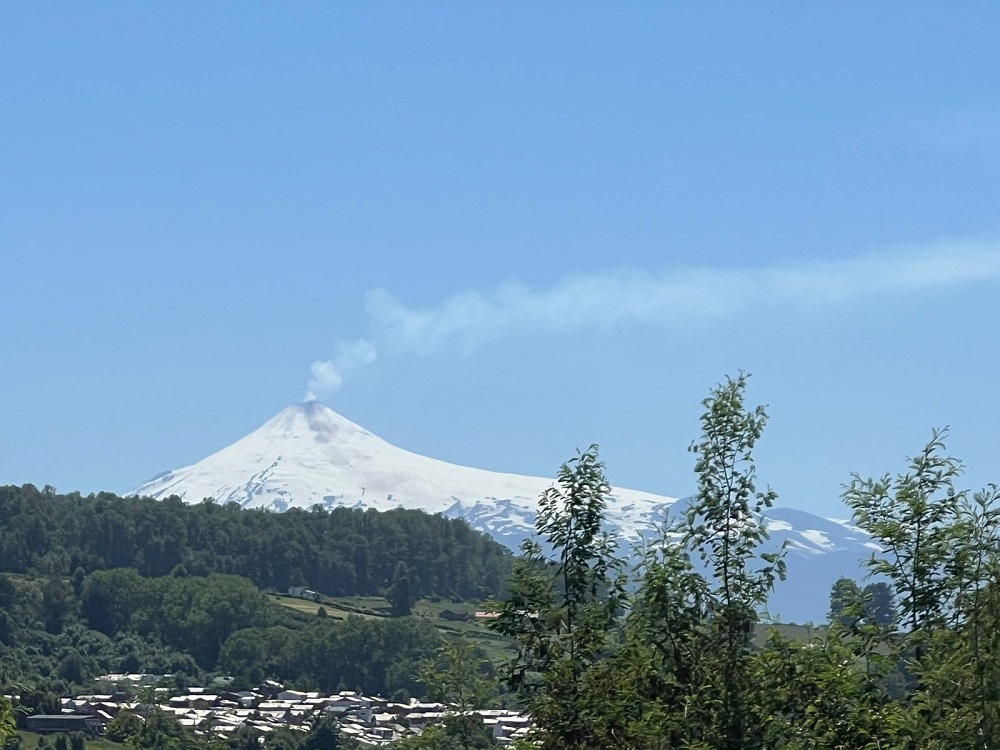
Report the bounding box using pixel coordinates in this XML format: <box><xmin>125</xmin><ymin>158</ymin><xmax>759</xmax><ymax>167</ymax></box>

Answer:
<box><xmin>286</xmin><ymin>587</ymin><xmax>319</xmax><ymax>601</ymax></box>
<box><xmin>26</xmin><ymin>715</ymin><xmax>104</xmax><ymax>735</ymax></box>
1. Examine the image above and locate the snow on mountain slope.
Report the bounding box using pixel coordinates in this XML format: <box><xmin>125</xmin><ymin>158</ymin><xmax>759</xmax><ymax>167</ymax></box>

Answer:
<box><xmin>133</xmin><ymin>401</ymin><xmax>875</xmax><ymax>623</ymax></box>
<box><xmin>132</xmin><ymin>401</ymin><xmax>674</xmax><ymax>544</ymax></box>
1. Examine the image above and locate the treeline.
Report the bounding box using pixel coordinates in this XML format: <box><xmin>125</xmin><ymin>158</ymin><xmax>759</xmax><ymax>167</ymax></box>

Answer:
<box><xmin>0</xmin><ymin>567</ymin><xmax>442</xmax><ymax>699</ymax></box>
<box><xmin>0</xmin><ymin>486</ymin><xmax>511</xmax><ymax>599</ymax></box>
<box><xmin>219</xmin><ymin>616</ymin><xmax>440</xmax><ymax>697</ymax></box>
<box><xmin>490</xmin><ymin>374</ymin><xmax>1000</xmax><ymax>750</ymax></box>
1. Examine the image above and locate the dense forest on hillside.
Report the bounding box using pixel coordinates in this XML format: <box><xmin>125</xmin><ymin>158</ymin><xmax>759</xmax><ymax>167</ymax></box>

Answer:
<box><xmin>0</xmin><ymin>487</ymin><xmax>511</xmax><ymax>599</ymax></box>
<box><xmin>0</xmin><ymin>566</ymin><xmax>447</xmax><ymax>699</ymax></box>
<box><xmin>0</xmin><ymin>486</ymin><xmax>511</xmax><ymax>710</ymax></box>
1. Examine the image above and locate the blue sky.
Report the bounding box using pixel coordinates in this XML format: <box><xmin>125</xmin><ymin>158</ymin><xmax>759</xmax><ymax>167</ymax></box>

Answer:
<box><xmin>3</xmin><ymin>3</ymin><xmax>999</xmax><ymax>517</ymax></box>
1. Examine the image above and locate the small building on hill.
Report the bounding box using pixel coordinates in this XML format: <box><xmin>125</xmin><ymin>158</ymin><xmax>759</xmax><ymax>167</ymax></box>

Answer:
<box><xmin>26</xmin><ymin>714</ymin><xmax>104</xmax><ymax>735</ymax></box>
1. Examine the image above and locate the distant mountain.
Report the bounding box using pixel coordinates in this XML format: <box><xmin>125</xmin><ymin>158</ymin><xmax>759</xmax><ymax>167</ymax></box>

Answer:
<box><xmin>133</xmin><ymin>401</ymin><xmax>873</xmax><ymax>623</ymax></box>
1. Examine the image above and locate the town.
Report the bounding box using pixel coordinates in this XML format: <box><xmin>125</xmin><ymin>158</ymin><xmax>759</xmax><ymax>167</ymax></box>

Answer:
<box><xmin>25</xmin><ymin>675</ymin><xmax>531</xmax><ymax>747</ymax></box>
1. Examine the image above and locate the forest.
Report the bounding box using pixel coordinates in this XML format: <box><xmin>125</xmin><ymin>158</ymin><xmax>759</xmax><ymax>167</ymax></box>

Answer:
<box><xmin>0</xmin><ymin>485</ymin><xmax>518</xmax><ymax>699</ymax></box>
<box><xmin>0</xmin><ymin>487</ymin><xmax>511</xmax><ymax>600</ymax></box>
<box><xmin>0</xmin><ymin>488</ymin><xmax>511</xmax><ymax>705</ymax></box>
<box><xmin>3</xmin><ymin>373</ymin><xmax>1000</xmax><ymax>749</ymax></box>
<box><xmin>0</xmin><ymin>565</ymin><xmax>449</xmax><ymax>698</ymax></box>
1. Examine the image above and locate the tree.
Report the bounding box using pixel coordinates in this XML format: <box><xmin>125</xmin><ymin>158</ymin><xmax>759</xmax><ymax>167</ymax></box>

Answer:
<box><xmin>753</xmin><ymin>628</ymin><xmax>902</xmax><ymax>749</ymax></box>
<box><xmin>0</xmin><ymin>696</ymin><xmax>15</xmax><ymax>747</ymax></box>
<box><xmin>418</xmin><ymin>638</ymin><xmax>498</xmax><ymax>750</ymax></box>
<box><xmin>105</xmin><ymin>709</ymin><xmax>144</xmax><ymax>743</ymax></box>
<box><xmin>862</xmin><ymin>582</ymin><xmax>896</xmax><ymax>627</ymax></box>
<box><xmin>42</xmin><ymin>577</ymin><xmax>72</xmax><ymax>634</ymax></box>
<box><xmin>58</xmin><ymin>650</ymin><xmax>85</xmax><ymax>684</ymax></box>
<box><xmin>131</xmin><ymin>708</ymin><xmax>196</xmax><ymax>750</ymax></box>
<box><xmin>828</xmin><ymin>577</ymin><xmax>863</xmax><ymax>627</ymax></box>
<box><xmin>619</xmin><ymin>538</ymin><xmax>712</xmax><ymax>748</ymax></box>
<box><xmin>0</xmin><ymin>574</ymin><xmax>16</xmax><ymax>610</ymax></box>
<box><xmin>682</xmin><ymin>372</ymin><xmax>786</xmax><ymax>750</ymax></box>
<box><xmin>844</xmin><ymin>428</ymin><xmax>963</xmax><ymax>637</ymax></box>
<box><xmin>70</xmin><ymin>567</ymin><xmax>86</xmax><ymax>598</ymax></box>
<box><xmin>911</xmin><ymin>484</ymin><xmax>1000</xmax><ymax>748</ymax></box>
<box><xmin>388</xmin><ymin>562</ymin><xmax>413</xmax><ymax>617</ymax></box>
<box><xmin>17</xmin><ymin>690</ymin><xmax>60</xmax><ymax>722</ymax></box>
<box><xmin>301</xmin><ymin>713</ymin><xmax>349</xmax><ymax>750</ymax></box>
<box><xmin>841</xmin><ymin>432</ymin><xmax>1000</xmax><ymax>748</ymax></box>
<box><xmin>490</xmin><ymin>445</ymin><xmax>626</xmax><ymax>750</ymax></box>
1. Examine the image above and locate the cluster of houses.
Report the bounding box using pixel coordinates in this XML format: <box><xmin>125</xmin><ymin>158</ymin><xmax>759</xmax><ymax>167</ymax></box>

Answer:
<box><xmin>30</xmin><ymin>674</ymin><xmax>531</xmax><ymax>747</ymax></box>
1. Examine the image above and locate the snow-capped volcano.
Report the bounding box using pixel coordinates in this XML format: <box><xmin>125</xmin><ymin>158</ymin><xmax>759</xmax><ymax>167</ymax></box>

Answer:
<box><xmin>133</xmin><ymin>402</ymin><xmax>876</xmax><ymax>623</ymax></box>
<box><xmin>133</xmin><ymin>401</ymin><xmax>675</xmax><ymax>546</ymax></box>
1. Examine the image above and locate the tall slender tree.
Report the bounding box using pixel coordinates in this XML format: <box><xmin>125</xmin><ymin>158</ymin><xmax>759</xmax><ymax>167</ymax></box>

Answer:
<box><xmin>490</xmin><ymin>445</ymin><xmax>626</xmax><ymax>750</ymax></box>
<box><xmin>388</xmin><ymin>562</ymin><xmax>413</xmax><ymax>617</ymax></box>
<box><xmin>683</xmin><ymin>372</ymin><xmax>786</xmax><ymax>750</ymax></box>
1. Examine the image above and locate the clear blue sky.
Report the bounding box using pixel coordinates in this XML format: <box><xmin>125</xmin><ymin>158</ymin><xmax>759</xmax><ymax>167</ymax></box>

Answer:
<box><xmin>3</xmin><ymin>3</ymin><xmax>999</xmax><ymax>517</ymax></box>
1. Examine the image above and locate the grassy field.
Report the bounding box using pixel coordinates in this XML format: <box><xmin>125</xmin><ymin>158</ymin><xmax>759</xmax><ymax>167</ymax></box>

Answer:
<box><xmin>273</xmin><ymin>593</ymin><xmax>513</xmax><ymax>661</ymax></box>
<box><xmin>269</xmin><ymin>593</ymin><xmax>393</xmax><ymax>620</ymax></box>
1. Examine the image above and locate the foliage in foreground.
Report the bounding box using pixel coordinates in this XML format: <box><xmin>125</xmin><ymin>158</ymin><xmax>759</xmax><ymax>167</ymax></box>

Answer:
<box><xmin>488</xmin><ymin>373</ymin><xmax>1000</xmax><ymax>750</ymax></box>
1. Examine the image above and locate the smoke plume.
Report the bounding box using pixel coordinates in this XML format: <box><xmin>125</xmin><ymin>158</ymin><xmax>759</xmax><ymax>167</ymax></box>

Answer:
<box><xmin>306</xmin><ymin>240</ymin><xmax>1000</xmax><ymax>398</ymax></box>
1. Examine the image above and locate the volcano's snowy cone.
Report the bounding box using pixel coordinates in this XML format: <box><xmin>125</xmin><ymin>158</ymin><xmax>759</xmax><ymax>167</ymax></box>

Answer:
<box><xmin>134</xmin><ymin>401</ymin><xmax>875</xmax><ymax>624</ymax></box>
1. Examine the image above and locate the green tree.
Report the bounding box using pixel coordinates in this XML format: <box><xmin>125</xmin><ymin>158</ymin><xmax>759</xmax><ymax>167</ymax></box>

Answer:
<box><xmin>828</xmin><ymin>577</ymin><xmax>863</xmax><ymax>627</ymax></box>
<box><xmin>617</xmin><ymin>539</ymin><xmax>711</xmax><ymax>748</ymax></box>
<box><xmin>862</xmin><ymin>581</ymin><xmax>896</xmax><ymax>627</ymax></box>
<box><xmin>388</xmin><ymin>562</ymin><xmax>413</xmax><ymax>617</ymax></box>
<box><xmin>753</xmin><ymin>629</ymin><xmax>902</xmax><ymax>749</ymax></box>
<box><xmin>490</xmin><ymin>445</ymin><xmax>626</xmax><ymax>750</ymax></box>
<box><xmin>955</xmin><ymin>485</ymin><xmax>1000</xmax><ymax>745</ymax></box>
<box><xmin>841</xmin><ymin>432</ymin><xmax>1000</xmax><ymax>749</ymax></box>
<box><xmin>0</xmin><ymin>696</ymin><xmax>15</xmax><ymax>747</ymax></box>
<box><xmin>105</xmin><ymin>710</ymin><xmax>144</xmax><ymax>743</ymax></box>
<box><xmin>41</xmin><ymin>577</ymin><xmax>72</xmax><ymax>634</ymax></box>
<box><xmin>682</xmin><ymin>372</ymin><xmax>786</xmax><ymax>750</ymax></box>
<box><xmin>418</xmin><ymin>638</ymin><xmax>498</xmax><ymax>750</ymax></box>
<box><xmin>301</xmin><ymin>713</ymin><xmax>349</xmax><ymax>750</ymax></box>
<box><xmin>18</xmin><ymin>690</ymin><xmax>60</xmax><ymax>720</ymax></box>
<box><xmin>131</xmin><ymin>708</ymin><xmax>196</xmax><ymax>750</ymax></box>
<box><xmin>58</xmin><ymin>650</ymin><xmax>85</xmax><ymax>684</ymax></box>
<box><xmin>905</xmin><ymin>484</ymin><xmax>1000</xmax><ymax>749</ymax></box>
<box><xmin>0</xmin><ymin>574</ymin><xmax>16</xmax><ymax>610</ymax></box>
<box><xmin>70</xmin><ymin>567</ymin><xmax>86</xmax><ymax>598</ymax></box>
<box><xmin>844</xmin><ymin>429</ymin><xmax>963</xmax><ymax>638</ymax></box>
